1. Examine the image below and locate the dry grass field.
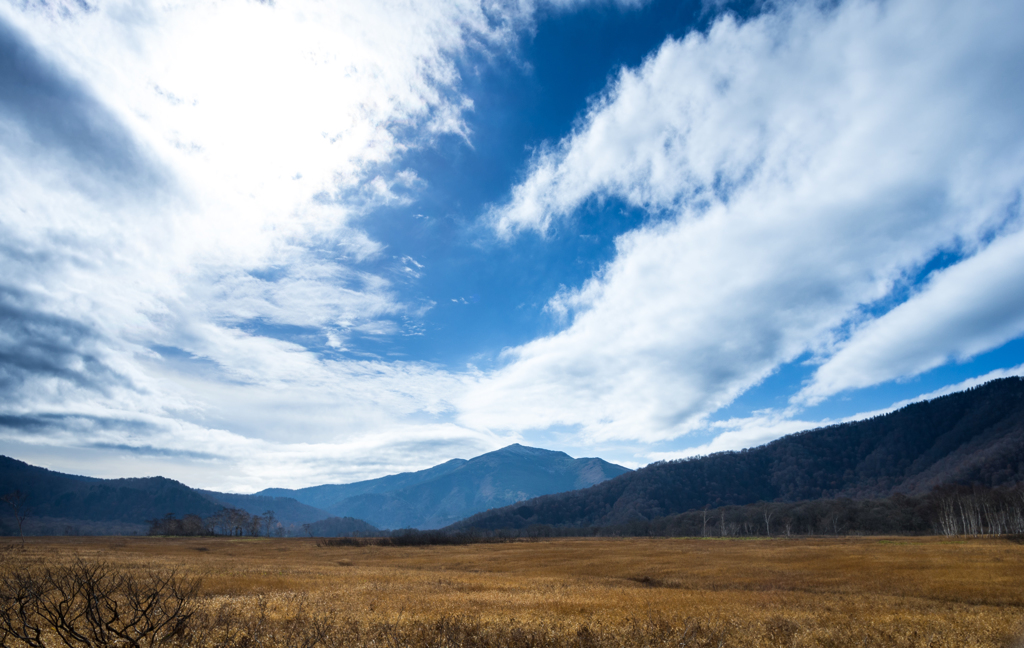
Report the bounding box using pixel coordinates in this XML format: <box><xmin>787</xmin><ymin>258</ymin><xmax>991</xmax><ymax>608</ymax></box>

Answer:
<box><xmin>3</xmin><ymin>535</ymin><xmax>1023</xmax><ymax>647</ymax></box>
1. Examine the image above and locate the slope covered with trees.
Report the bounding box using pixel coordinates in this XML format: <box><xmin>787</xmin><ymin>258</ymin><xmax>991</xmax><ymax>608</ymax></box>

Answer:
<box><xmin>0</xmin><ymin>456</ymin><xmax>221</xmax><ymax>525</ymax></box>
<box><xmin>456</xmin><ymin>377</ymin><xmax>1024</xmax><ymax>531</ymax></box>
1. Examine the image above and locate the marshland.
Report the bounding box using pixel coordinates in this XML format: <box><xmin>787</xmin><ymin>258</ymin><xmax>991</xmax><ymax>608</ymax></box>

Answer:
<box><xmin>3</xmin><ymin>535</ymin><xmax>1022</xmax><ymax>647</ymax></box>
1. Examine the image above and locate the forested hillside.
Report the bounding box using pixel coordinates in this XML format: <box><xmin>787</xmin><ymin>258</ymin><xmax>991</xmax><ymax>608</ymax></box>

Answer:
<box><xmin>0</xmin><ymin>444</ymin><xmax>629</xmax><ymax>534</ymax></box>
<box><xmin>0</xmin><ymin>456</ymin><xmax>221</xmax><ymax>524</ymax></box>
<box><xmin>456</xmin><ymin>377</ymin><xmax>1024</xmax><ymax>531</ymax></box>
<box><xmin>0</xmin><ymin>456</ymin><xmax>224</xmax><ymax>534</ymax></box>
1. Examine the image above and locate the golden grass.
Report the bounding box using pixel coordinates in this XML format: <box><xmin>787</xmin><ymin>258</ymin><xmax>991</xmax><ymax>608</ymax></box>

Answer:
<box><xmin>7</xmin><ymin>535</ymin><xmax>1024</xmax><ymax>647</ymax></box>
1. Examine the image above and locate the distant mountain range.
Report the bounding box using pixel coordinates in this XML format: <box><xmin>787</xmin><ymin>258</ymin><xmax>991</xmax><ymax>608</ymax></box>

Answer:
<box><xmin>454</xmin><ymin>377</ymin><xmax>1024</xmax><ymax>531</ymax></box>
<box><xmin>254</xmin><ymin>444</ymin><xmax>632</xmax><ymax>529</ymax></box>
<box><xmin>0</xmin><ymin>444</ymin><xmax>629</xmax><ymax>534</ymax></box>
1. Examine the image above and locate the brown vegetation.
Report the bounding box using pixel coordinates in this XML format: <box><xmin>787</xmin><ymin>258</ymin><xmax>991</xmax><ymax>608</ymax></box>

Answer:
<box><xmin>2</xmin><ymin>536</ymin><xmax>1022</xmax><ymax>647</ymax></box>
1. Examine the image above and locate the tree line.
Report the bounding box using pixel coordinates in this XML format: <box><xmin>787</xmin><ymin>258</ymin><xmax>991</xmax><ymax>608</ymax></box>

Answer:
<box><xmin>147</xmin><ymin>508</ymin><xmax>282</xmax><ymax>537</ymax></box>
<box><xmin>147</xmin><ymin>484</ymin><xmax>1024</xmax><ymax>542</ymax></box>
<box><xmin>442</xmin><ymin>484</ymin><xmax>1024</xmax><ymax>541</ymax></box>
<box><xmin>591</xmin><ymin>484</ymin><xmax>1024</xmax><ymax>538</ymax></box>
<box><xmin>933</xmin><ymin>484</ymin><xmax>1024</xmax><ymax>537</ymax></box>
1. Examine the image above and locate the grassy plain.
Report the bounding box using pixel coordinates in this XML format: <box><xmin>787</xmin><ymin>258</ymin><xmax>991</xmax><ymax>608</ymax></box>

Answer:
<box><xmin>7</xmin><ymin>535</ymin><xmax>1024</xmax><ymax>647</ymax></box>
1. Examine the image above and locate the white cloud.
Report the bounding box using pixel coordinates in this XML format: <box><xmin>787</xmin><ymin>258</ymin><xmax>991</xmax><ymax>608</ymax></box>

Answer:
<box><xmin>798</xmin><ymin>224</ymin><xmax>1024</xmax><ymax>404</ymax></box>
<box><xmin>469</xmin><ymin>0</ymin><xmax>1024</xmax><ymax>442</ymax></box>
<box><xmin>0</xmin><ymin>0</ymin><xmax>597</xmax><ymax>488</ymax></box>
<box><xmin>653</xmin><ymin>414</ymin><xmax>822</xmax><ymax>461</ymax></box>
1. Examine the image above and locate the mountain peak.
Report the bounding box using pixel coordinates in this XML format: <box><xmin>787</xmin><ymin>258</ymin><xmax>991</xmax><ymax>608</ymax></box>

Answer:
<box><xmin>490</xmin><ymin>443</ymin><xmax>572</xmax><ymax>459</ymax></box>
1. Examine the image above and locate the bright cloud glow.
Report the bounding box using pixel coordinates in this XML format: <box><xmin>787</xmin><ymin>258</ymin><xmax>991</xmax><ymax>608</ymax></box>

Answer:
<box><xmin>0</xmin><ymin>0</ymin><xmax>523</xmax><ymax>487</ymax></box>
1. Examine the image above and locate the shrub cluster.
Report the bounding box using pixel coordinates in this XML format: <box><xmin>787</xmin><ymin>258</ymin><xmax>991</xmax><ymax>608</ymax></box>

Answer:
<box><xmin>0</xmin><ymin>552</ymin><xmax>199</xmax><ymax>647</ymax></box>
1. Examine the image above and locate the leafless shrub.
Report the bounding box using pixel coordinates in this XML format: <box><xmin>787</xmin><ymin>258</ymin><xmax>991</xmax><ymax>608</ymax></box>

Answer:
<box><xmin>0</xmin><ymin>556</ymin><xmax>200</xmax><ymax>648</ymax></box>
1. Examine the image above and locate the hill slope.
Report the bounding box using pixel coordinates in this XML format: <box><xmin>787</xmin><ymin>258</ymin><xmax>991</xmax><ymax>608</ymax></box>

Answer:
<box><xmin>0</xmin><ymin>456</ymin><xmax>222</xmax><ymax>528</ymax></box>
<box><xmin>0</xmin><ymin>456</ymin><xmax>348</xmax><ymax>535</ymax></box>
<box><xmin>455</xmin><ymin>377</ymin><xmax>1024</xmax><ymax>531</ymax></box>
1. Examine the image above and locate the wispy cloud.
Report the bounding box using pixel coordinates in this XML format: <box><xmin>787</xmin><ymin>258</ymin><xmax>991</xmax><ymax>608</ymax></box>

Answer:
<box><xmin>471</xmin><ymin>0</ymin><xmax>1024</xmax><ymax>442</ymax></box>
<box><xmin>796</xmin><ymin>222</ymin><xmax>1024</xmax><ymax>404</ymax></box>
<box><xmin>661</xmin><ymin>362</ymin><xmax>1024</xmax><ymax>462</ymax></box>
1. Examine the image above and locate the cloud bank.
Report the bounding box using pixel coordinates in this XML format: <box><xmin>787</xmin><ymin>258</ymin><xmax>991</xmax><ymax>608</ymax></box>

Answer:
<box><xmin>471</xmin><ymin>0</ymin><xmax>1024</xmax><ymax>442</ymax></box>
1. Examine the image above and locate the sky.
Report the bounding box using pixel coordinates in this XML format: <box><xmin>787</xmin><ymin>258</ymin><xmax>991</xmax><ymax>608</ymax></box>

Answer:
<box><xmin>2</xmin><ymin>0</ymin><xmax>1024</xmax><ymax>492</ymax></box>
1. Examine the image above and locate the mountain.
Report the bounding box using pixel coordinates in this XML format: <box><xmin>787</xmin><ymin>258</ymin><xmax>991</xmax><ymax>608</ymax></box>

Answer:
<box><xmin>262</xmin><ymin>444</ymin><xmax>632</xmax><ymax>529</ymax></box>
<box><xmin>0</xmin><ymin>455</ymin><xmax>222</xmax><ymax>533</ymax></box>
<box><xmin>454</xmin><ymin>377</ymin><xmax>1024</xmax><ymax>531</ymax></box>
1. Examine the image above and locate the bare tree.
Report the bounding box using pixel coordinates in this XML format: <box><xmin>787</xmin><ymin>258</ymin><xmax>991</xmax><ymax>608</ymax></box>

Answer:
<box><xmin>227</xmin><ymin>509</ymin><xmax>251</xmax><ymax>536</ymax></box>
<box><xmin>701</xmin><ymin>506</ymin><xmax>710</xmax><ymax>537</ymax></box>
<box><xmin>1</xmin><ymin>491</ymin><xmax>29</xmax><ymax>544</ymax></box>
<box><xmin>762</xmin><ymin>504</ymin><xmax>774</xmax><ymax>537</ymax></box>
<box><xmin>938</xmin><ymin>495</ymin><xmax>959</xmax><ymax>536</ymax></box>
<box><xmin>181</xmin><ymin>515</ymin><xmax>207</xmax><ymax>536</ymax></box>
<box><xmin>263</xmin><ymin>511</ymin><xmax>276</xmax><ymax>538</ymax></box>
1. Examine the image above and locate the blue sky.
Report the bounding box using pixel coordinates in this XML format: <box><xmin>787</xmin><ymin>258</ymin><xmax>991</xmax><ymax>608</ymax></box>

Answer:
<box><xmin>2</xmin><ymin>0</ymin><xmax>1024</xmax><ymax>492</ymax></box>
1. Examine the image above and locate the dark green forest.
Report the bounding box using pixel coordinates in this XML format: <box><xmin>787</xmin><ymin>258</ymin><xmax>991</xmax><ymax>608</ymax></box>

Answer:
<box><xmin>455</xmin><ymin>377</ymin><xmax>1024</xmax><ymax>532</ymax></box>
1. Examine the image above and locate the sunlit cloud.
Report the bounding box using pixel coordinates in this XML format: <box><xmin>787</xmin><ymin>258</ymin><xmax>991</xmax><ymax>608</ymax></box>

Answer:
<box><xmin>474</xmin><ymin>0</ymin><xmax>1024</xmax><ymax>442</ymax></box>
